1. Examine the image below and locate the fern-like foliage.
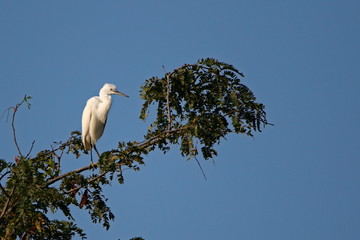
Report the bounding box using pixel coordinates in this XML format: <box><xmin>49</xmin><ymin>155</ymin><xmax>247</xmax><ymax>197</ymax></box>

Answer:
<box><xmin>140</xmin><ymin>58</ymin><xmax>269</xmax><ymax>159</ymax></box>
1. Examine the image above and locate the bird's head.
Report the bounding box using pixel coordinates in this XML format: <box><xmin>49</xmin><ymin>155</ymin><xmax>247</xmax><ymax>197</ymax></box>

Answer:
<box><xmin>101</xmin><ymin>83</ymin><xmax>129</xmax><ymax>97</ymax></box>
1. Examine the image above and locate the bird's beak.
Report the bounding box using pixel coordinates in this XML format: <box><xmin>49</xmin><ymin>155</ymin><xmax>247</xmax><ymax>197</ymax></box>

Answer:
<box><xmin>114</xmin><ymin>90</ymin><xmax>129</xmax><ymax>98</ymax></box>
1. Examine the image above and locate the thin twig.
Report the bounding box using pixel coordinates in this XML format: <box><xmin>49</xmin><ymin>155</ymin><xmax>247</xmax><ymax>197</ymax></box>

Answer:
<box><xmin>9</xmin><ymin>96</ymin><xmax>32</xmax><ymax>157</ymax></box>
<box><xmin>0</xmin><ymin>185</ymin><xmax>16</xmax><ymax>220</ymax></box>
<box><xmin>0</xmin><ymin>170</ymin><xmax>11</xmax><ymax>182</ymax></box>
<box><xmin>11</xmin><ymin>105</ymin><xmax>22</xmax><ymax>156</ymax></box>
<box><xmin>0</xmin><ymin>107</ymin><xmax>11</xmax><ymax>122</ymax></box>
<box><xmin>57</xmin><ymin>148</ymin><xmax>65</xmax><ymax>171</ymax></box>
<box><xmin>50</xmin><ymin>144</ymin><xmax>64</xmax><ymax>173</ymax></box>
<box><xmin>65</xmin><ymin>171</ymin><xmax>108</xmax><ymax>194</ymax></box>
<box><xmin>65</xmin><ymin>166</ymin><xmax>133</xmax><ymax>195</ymax></box>
<box><xmin>194</xmin><ymin>156</ymin><xmax>207</xmax><ymax>181</ymax></box>
<box><xmin>0</xmin><ymin>183</ymin><xmax>9</xmax><ymax>198</ymax></box>
<box><xmin>137</xmin><ymin>126</ymin><xmax>188</xmax><ymax>149</ymax></box>
<box><xmin>25</xmin><ymin>140</ymin><xmax>35</xmax><ymax>159</ymax></box>
<box><xmin>163</xmin><ymin>65</ymin><xmax>172</xmax><ymax>131</ymax></box>
<box><xmin>43</xmin><ymin>141</ymin><xmax>71</xmax><ymax>158</ymax></box>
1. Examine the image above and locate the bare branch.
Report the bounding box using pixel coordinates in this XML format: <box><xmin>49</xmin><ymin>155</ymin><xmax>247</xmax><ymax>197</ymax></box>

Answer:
<box><xmin>25</xmin><ymin>140</ymin><xmax>36</xmax><ymax>159</ymax></box>
<box><xmin>0</xmin><ymin>183</ymin><xmax>9</xmax><ymax>198</ymax></box>
<box><xmin>10</xmin><ymin>96</ymin><xmax>32</xmax><ymax>157</ymax></box>
<box><xmin>50</xmin><ymin>144</ymin><xmax>65</xmax><ymax>172</ymax></box>
<box><xmin>194</xmin><ymin>156</ymin><xmax>207</xmax><ymax>181</ymax></box>
<box><xmin>44</xmin><ymin>141</ymin><xmax>71</xmax><ymax>157</ymax></box>
<box><xmin>46</xmin><ymin>164</ymin><xmax>96</xmax><ymax>186</ymax></box>
<box><xmin>0</xmin><ymin>185</ymin><xmax>16</xmax><ymax>220</ymax></box>
<box><xmin>0</xmin><ymin>170</ymin><xmax>11</xmax><ymax>182</ymax></box>
<box><xmin>0</xmin><ymin>107</ymin><xmax>11</xmax><ymax>122</ymax></box>
<box><xmin>0</xmin><ymin>171</ymin><xmax>11</xmax><ymax>199</ymax></box>
<box><xmin>11</xmin><ymin>105</ymin><xmax>22</xmax><ymax>156</ymax></box>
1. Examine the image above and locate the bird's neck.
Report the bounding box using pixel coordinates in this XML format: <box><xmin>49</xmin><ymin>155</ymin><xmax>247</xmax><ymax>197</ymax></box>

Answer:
<box><xmin>99</xmin><ymin>94</ymin><xmax>112</xmax><ymax>106</ymax></box>
<box><xmin>97</xmin><ymin>95</ymin><xmax>112</xmax><ymax>120</ymax></box>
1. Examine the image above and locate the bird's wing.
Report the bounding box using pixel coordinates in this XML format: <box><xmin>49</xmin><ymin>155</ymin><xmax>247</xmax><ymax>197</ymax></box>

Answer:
<box><xmin>82</xmin><ymin>97</ymin><xmax>97</xmax><ymax>150</ymax></box>
<box><xmin>103</xmin><ymin>115</ymin><xmax>108</xmax><ymax>128</ymax></box>
<box><xmin>89</xmin><ymin>97</ymin><xmax>107</xmax><ymax>146</ymax></box>
<box><xmin>90</xmin><ymin>116</ymin><xmax>106</xmax><ymax>145</ymax></box>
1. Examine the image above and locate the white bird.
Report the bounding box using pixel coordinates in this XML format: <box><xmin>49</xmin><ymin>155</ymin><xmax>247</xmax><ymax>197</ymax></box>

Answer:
<box><xmin>82</xmin><ymin>83</ymin><xmax>128</xmax><ymax>156</ymax></box>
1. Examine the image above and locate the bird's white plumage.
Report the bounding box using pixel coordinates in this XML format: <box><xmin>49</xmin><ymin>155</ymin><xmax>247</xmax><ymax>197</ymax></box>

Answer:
<box><xmin>82</xmin><ymin>83</ymin><xmax>128</xmax><ymax>150</ymax></box>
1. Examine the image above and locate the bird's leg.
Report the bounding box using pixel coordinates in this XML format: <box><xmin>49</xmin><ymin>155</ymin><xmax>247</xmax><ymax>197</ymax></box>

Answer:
<box><xmin>94</xmin><ymin>144</ymin><xmax>100</xmax><ymax>158</ymax></box>
<box><xmin>90</xmin><ymin>148</ymin><xmax>94</xmax><ymax>165</ymax></box>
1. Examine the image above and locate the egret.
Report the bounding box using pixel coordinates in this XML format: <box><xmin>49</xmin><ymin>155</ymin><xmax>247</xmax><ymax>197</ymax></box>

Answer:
<box><xmin>82</xmin><ymin>83</ymin><xmax>128</xmax><ymax>158</ymax></box>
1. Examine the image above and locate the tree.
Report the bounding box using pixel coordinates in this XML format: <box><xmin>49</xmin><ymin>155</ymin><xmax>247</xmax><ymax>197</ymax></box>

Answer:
<box><xmin>0</xmin><ymin>58</ymin><xmax>270</xmax><ymax>239</ymax></box>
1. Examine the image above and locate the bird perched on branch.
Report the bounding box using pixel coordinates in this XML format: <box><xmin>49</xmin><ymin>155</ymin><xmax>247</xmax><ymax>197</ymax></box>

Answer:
<box><xmin>82</xmin><ymin>83</ymin><xmax>128</xmax><ymax>158</ymax></box>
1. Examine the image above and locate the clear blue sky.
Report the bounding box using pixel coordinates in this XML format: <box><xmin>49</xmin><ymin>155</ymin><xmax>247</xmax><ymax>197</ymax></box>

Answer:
<box><xmin>1</xmin><ymin>0</ymin><xmax>359</xmax><ymax>239</ymax></box>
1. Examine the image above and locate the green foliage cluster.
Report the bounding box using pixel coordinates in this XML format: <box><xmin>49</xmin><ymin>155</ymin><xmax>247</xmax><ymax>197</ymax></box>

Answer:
<box><xmin>140</xmin><ymin>58</ymin><xmax>268</xmax><ymax>159</ymax></box>
<box><xmin>0</xmin><ymin>58</ymin><xmax>270</xmax><ymax>239</ymax></box>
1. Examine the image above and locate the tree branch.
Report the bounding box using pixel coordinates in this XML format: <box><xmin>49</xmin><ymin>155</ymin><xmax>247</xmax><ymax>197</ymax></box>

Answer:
<box><xmin>163</xmin><ymin>66</ymin><xmax>172</xmax><ymax>131</ymax></box>
<box><xmin>10</xmin><ymin>96</ymin><xmax>32</xmax><ymax>157</ymax></box>
<box><xmin>46</xmin><ymin>126</ymin><xmax>188</xmax><ymax>187</ymax></box>
<box><xmin>11</xmin><ymin>105</ymin><xmax>22</xmax><ymax>156</ymax></box>
<box><xmin>0</xmin><ymin>170</ymin><xmax>11</xmax><ymax>182</ymax></box>
<box><xmin>0</xmin><ymin>183</ymin><xmax>9</xmax><ymax>198</ymax></box>
<box><xmin>46</xmin><ymin>164</ymin><xmax>95</xmax><ymax>186</ymax></box>
<box><xmin>0</xmin><ymin>185</ymin><xmax>16</xmax><ymax>220</ymax></box>
<box><xmin>194</xmin><ymin>156</ymin><xmax>207</xmax><ymax>180</ymax></box>
<box><xmin>137</xmin><ymin>126</ymin><xmax>188</xmax><ymax>149</ymax></box>
<box><xmin>65</xmin><ymin>171</ymin><xmax>108</xmax><ymax>194</ymax></box>
<box><xmin>25</xmin><ymin>140</ymin><xmax>36</xmax><ymax>159</ymax></box>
